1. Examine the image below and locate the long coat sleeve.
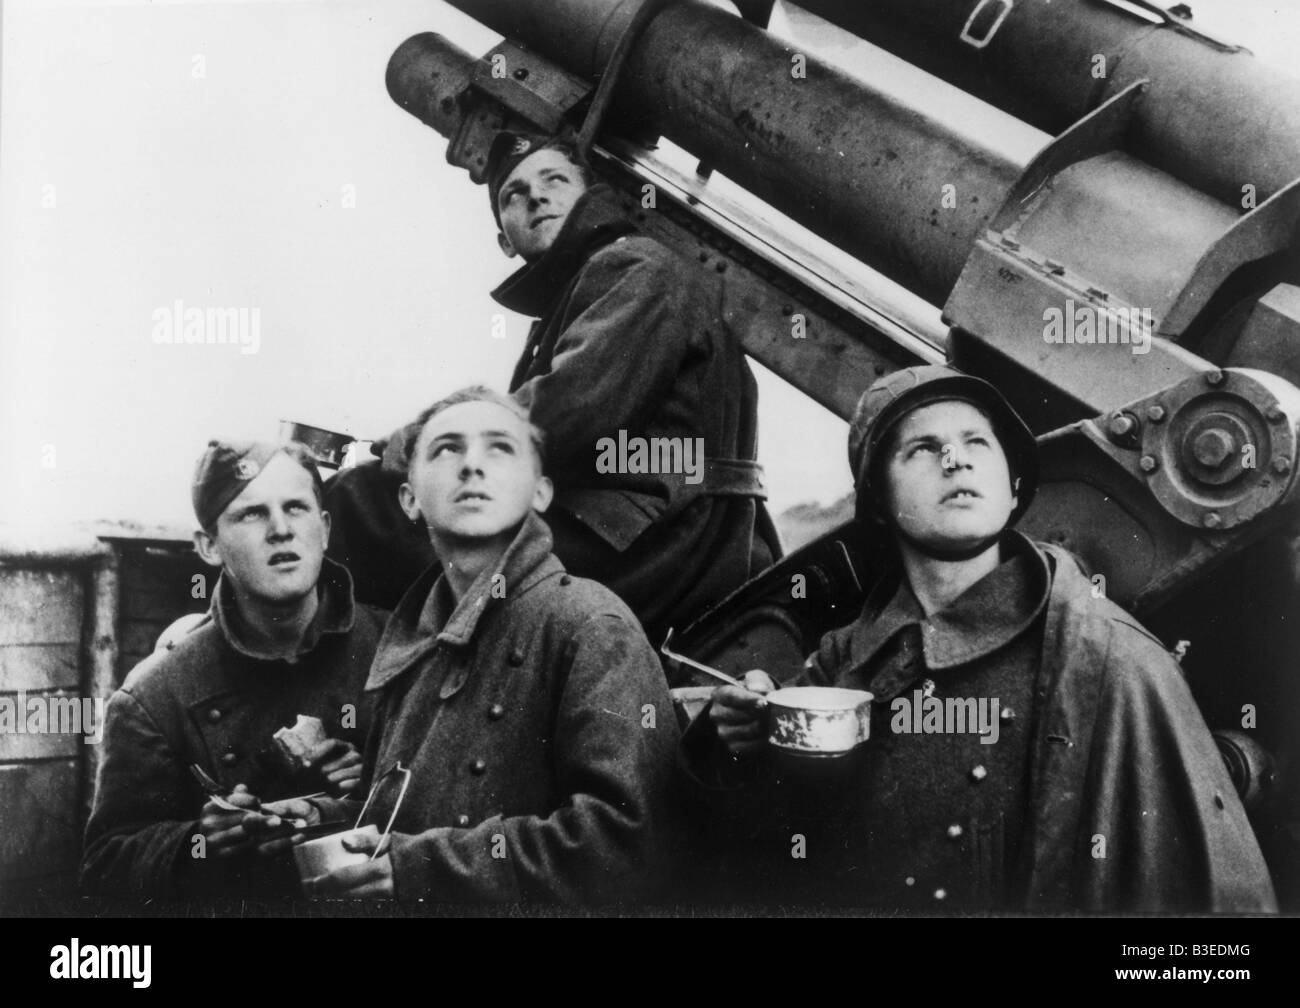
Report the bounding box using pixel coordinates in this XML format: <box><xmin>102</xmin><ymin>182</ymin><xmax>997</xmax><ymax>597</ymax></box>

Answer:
<box><xmin>1022</xmin><ymin>547</ymin><xmax>1276</xmax><ymax>912</ymax></box>
<box><xmin>512</xmin><ymin>237</ymin><xmax>701</xmax><ymax>482</ymax></box>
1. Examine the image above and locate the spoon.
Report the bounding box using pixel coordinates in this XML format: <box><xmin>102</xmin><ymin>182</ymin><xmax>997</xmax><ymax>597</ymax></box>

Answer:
<box><xmin>660</xmin><ymin>629</ymin><xmax>745</xmax><ymax>688</ymax></box>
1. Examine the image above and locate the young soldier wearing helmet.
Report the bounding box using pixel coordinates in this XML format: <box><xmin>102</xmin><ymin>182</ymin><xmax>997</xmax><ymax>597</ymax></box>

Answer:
<box><xmin>689</xmin><ymin>365</ymin><xmax>1276</xmax><ymax>912</ymax></box>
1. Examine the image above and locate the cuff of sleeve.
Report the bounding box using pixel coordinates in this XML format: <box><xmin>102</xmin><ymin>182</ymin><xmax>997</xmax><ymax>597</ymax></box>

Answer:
<box><xmin>307</xmin><ymin>796</ymin><xmax>358</xmax><ymax>826</ymax></box>
<box><xmin>388</xmin><ymin>819</ymin><xmax>521</xmax><ymax>904</ymax></box>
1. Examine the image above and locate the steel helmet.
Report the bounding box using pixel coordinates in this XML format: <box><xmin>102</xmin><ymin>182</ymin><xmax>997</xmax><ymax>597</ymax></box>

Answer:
<box><xmin>847</xmin><ymin>365</ymin><xmax>1039</xmax><ymax>526</ymax></box>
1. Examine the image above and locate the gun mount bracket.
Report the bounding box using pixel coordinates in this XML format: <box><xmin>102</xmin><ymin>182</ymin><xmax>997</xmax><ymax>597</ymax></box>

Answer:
<box><xmin>1138</xmin><ymin>369</ymin><xmax>1300</xmax><ymax>530</ymax></box>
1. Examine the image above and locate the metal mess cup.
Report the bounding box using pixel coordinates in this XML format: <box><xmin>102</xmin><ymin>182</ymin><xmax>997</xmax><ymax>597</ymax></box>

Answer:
<box><xmin>293</xmin><ymin>762</ymin><xmax>410</xmax><ymax>889</ymax></box>
<box><xmin>658</xmin><ymin>630</ymin><xmax>873</xmax><ymax>758</ymax></box>
<box><xmin>278</xmin><ymin>420</ymin><xmax>355</xmax><ymax>470</ymax></box>
<box><xmin>293</xmin><ymin>823</ymin><xmax>380</xmax><ymax>880</ymax></box>
<box><xmin>765</xmin><ymin>686</ymin><xmax>873</xmax><ymax>757</ymax></box>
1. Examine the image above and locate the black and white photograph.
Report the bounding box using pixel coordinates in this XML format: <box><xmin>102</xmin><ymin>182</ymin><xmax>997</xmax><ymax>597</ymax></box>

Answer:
<box><xmin>1</xmin><ymin>0</ymin><xmax>1297</xmax><ymax>963</ymax></box>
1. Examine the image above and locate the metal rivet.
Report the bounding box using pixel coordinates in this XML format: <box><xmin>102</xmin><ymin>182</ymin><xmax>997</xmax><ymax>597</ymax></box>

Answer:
<box><xmin>969</xmin><ymin>765</ymin><xmax>987</xmax><ymax>782</ymax></box>
<box><xmin>904</xmin><ymin>876</ymin><xmax>915</xmax><ymax>887</ymax></box>
<box><xmin>1000</xmin><ymin>706</ymin><xmax>1015</xmax><ymax>721</ymax></box>
<box><xmin>1203</xmin><ymin>512</ymin><xmax>1223</xmax><ymax>529</ymax></box>
<box><xmin>946</xmin><ymin>824</ymin><xmax>963</xmax><ymax>840</ymax></box>
<box><xmin>488</xmin><ymin>703</ymin><xmax>505</xmax><ymax>720</ymax></box>
<box><xmin>934</xmin><ymin>888</ymin><xmax>947</xmax><ymax>901</ymax></box>
<box><xmin>470</xmin><ymin>759</ymin><xmax>487</xmax><ymax>775</ymax></box>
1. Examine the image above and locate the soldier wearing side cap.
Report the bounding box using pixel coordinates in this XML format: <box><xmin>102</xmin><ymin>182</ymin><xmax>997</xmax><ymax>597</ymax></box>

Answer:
<box><xmin>684</xmin><ymin>364</ymin><xmax>1276</xmax><ymax>912</ymax></box>
<box><xmin>327</xmin><ymin>130</ymin><xmax>781</xmax><ymax>644</ymax></box>
<box><xmin>82</xmin><ymin>440</ymin><xmax>383</xmax><ymax>901</ymax></box>
<box><xmin>486</xmin><ymin>130</ymin><xmax>781</xmax><ymax>650</ymax></box>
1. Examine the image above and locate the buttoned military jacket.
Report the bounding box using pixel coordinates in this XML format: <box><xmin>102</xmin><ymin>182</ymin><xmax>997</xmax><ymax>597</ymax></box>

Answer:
<box><xmin>81</xmin><ymin>559</ymin><xmax>381</xmax><ymax>900</ymax></box>
<box><xmin>493</xmin><ymin>184</ymin><xmax>780</xmax><ymax>643</ymax></box>
<box><xmin>360</xmin><ymin>510</ymin><xmax>682</xmax><ymax>904</ymax></box>
<box><xmin>682</xmin><ymin>535</ymin><xmax>1277</xmax><ymax>913</ymax></box>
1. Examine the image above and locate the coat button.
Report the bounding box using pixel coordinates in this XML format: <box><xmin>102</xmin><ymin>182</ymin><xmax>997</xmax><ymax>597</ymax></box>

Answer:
<box><xmin>946</xmin><ymin>823</ymin><xmax>963</xmax><ymax>840</ymax></box>
<box><xmin>488</xmin><ymin>703</ymin><xmax>505</xmax><ymax>720</ymax></box>
<box><xmin>933</xmin><ymin>888</ymin><xmax>947</xmax><ymax>901</ymax></box>
<box><xmin>207</xmin><ymin>708</ymin><xmax>222</xmax><ymax>723</ymax></box>
<box><xmin>455</xmin><ymin>814</ymin><xmax>470</xmax><ymax>827</ymax></box>
<box><xmin>470</xmin><ymin>759</ymin><xmax>487</xmax><ymax>775</ymax></box>
<box><xmin>969</xmin><ymin>765</ymin><xmax>987</xmax><ymax>782</ymax></box>
<box><xmin>508</xmin><ymin>647</ymin><xmax>525</xmax><ymax>666</ymax></box>
<box><xmin>220</xmin><ymin>752</ymin><xmax>238</xmax><ymax>766</ymax></box>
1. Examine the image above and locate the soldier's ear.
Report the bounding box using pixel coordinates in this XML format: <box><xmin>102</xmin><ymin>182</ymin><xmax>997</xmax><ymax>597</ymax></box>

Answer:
<box><xmin>497</xmin><ymin>231</ymin><xmax>517</xmax><ymax>258</ymax></box>
<box><xmin>532</xmin><ymin>475</ymin><xmax>554</xmax><ymax>514</ymax></box>
<box><xmin>398</xmin><ymin>482</ymin><xmax>421</xmax><ymax>523</ymax></box>
<box><xmin>193</xmin><ymin>528</ymin><xmax>223</xmax><ymax>568</ymax></box>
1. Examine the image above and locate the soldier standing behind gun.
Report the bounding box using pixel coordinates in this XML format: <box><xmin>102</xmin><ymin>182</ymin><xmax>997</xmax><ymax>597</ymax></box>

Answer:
<box><xmin>685</xmin><ymin>365</ymin><xmax>1276</xmax><ymax>912</ymax></box>
<box><xmin>329</xmin><ymin>130</ymin><xmax>781</xmax><ymax>642</ymax></box>
<box><xmin>488</xmin><ymin>129</ymin><xmax>784</xmax><ymax>650</ymax></box>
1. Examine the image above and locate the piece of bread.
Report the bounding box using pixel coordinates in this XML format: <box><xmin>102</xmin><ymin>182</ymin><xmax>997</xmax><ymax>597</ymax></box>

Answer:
<box><xmin>273</xmin><ymin>715</ymin><xmax>328</xmax><ymax>768</ymax></box>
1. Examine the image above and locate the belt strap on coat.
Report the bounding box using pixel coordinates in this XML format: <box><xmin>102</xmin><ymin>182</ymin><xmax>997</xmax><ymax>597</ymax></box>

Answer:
<box><xmin>698</xmin><ymin>457</ymin><xmax>768</xmax><ymax>499</ymax></box>
<box><xmin>654</xmin><ymin>457</ymin><xmax>767</xmax><ymax>502</ymax></box>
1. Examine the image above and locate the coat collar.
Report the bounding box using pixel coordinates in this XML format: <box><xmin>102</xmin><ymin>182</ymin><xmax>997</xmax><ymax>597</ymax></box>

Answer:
<box><xmin>366</xmin><ymin>510</ymin><xmax>562</xmax><ymax>691</ymax></box>
<box><xmin>209</xmin><ymin>555</ymin><xmax>357</xmax><ymax>662</ymax></box>
<box><xmin>489</xmin><ymin>184</ymin><xmax>635</xmax><ymax>317</ymax></box>
<box><xmin>845</xmin><ymin>530</ymin><xmax>1050</xmax><ymax>685</ymax></box>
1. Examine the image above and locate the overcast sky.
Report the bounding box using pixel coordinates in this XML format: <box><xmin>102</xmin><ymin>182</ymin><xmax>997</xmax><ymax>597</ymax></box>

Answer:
<box><xmin>2</xmin><ymin>0</ymin><xmax>1297</xmax><ymax>532</ymax></box>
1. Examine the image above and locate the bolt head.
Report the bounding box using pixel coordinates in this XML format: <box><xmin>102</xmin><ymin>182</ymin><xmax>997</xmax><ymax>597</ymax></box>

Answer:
<box><xmin>1191</xmin><ymin>428</ymin><xmax>1235</xmax><ymax>468</ymax></box>
<box><xmin>1140</xmin><ymin>454</ymin><xmax>1160</xmax><ymax>473</ymax></box>
<box><xmin>1202</xmin><ymin>511</ymin><xmax>1223</xmax><ymax>529</ymax></box>
<box><xmin>1108</xmin><ymin>414</ymin><xmax>1136</xmax><ymax>438</ymax></box>
<box><xmin>1273</xmin><ymin>455</ymin><xmax>1293</xmax><ymax>475</ymax></box>
<box><xmin>1146</xmin><ymin>405</ymin><xmax>1166</xmax><ymax>423</ymax></box>
<box><xmin>1205</xmin><ymin>369</ymin><xmax>1226</xmax><ymax>386</ymax></box>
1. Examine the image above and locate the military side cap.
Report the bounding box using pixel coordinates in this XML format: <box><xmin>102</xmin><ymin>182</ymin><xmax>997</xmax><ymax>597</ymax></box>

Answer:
<box><xmin>485</xmin><ymin>129</ymin><xmax>557</xmax><ymax>224</ymax></box>
<box><xmin>192</xmin><ymin>439</ymin><xmax>285</xmax><ymax>529</ymax></box>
